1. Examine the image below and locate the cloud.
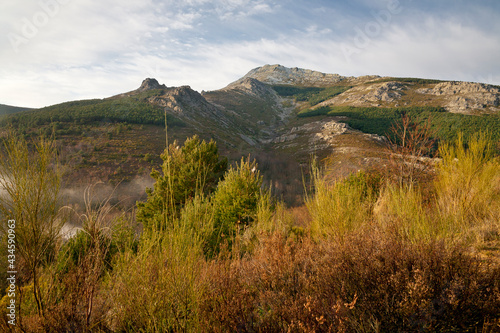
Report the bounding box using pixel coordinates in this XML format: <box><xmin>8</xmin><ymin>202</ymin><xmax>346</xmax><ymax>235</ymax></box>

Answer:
<box><xmin>0</xmin><ymin>0</ymin><xmax>499</xmax><ymax>107</ymax></box>
<box><xmin>342</xmin><ymin>17</ymin><xmax>500</xmax><ymax>82</ymax></box>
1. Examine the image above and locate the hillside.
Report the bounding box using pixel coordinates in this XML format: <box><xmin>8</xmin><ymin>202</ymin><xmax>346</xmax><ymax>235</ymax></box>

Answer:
<box><xmin>1</xmin><ymin>65</ymin><xmax>499</xmax><ymax>203</ymax></box>
<box><xmin>0</xmin><ymin>103</ymin><xmax>33</xmax><ymax>116</ymax></box>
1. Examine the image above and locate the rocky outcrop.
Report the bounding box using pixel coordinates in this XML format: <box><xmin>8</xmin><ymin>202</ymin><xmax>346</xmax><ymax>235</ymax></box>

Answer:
<box><xmin>268</xmin><ymin>119</ymin><xmax>384</xmax><ymax>147</ymax></box>
<box><xmin>227</xmin><ymin>65</ymin><xmax>500</xmax><ymax>114</ymax></box>
<box><xmin>418</xmin><ymin>81</ymin><xmax>499</xmax><ymax>95</ymax></box>
<box><xmin>147</xmin><ymin>86</ymin><xmax>223</xmax><ymax>120</ymax></box>
<box><xmin>240</xmin><ymin>64</ymin><xmax>380</xmax><ymax>87</ymax></box>
<box><xmin>137</xmin><ymin>78</ymin><xmax>166</xmax><ymax>92</ymax></box>
<box><xmin>319</xmin><ymin>81</ymin><xmax>405</xmax><ymax>107</ymax></box>
<box><xmin>223</xmin><ymin>77</ymin><xmax>278</xmax><ymax>99</ymax></box>
<box><xmin>315</xmin><ymin>121</ymin><xmax>349</xmax><ymax>140</ymax></box>
<box><xmin>111</xmin><ymin>77</ymin><xmax>168</xmax><ymax>98</ymax></box>
<box><xmin>242</xmin><ymin>64</ymin><xmax>346</xmax><ymax>86</ymax></box>
<box><xmin>417</xmin><ymin>82</ymin><xmax>500</xmax><ymax>113</ymax></box>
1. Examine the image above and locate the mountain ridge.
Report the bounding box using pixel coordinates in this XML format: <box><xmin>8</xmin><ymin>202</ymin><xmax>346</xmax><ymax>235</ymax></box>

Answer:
<box><xmin>239</xmin><ymin>64</ymin><xmax>380</xmax><ymax>87</ymax></box>
<box><xmin>0</xmin><ymin>103</ymin><xmax>33</xmax><ymax>116</ymax></box>
<box><xmin>1</xmin><ymin>64</ymin><xmax>499</xmax><ymax>191</ymax></box>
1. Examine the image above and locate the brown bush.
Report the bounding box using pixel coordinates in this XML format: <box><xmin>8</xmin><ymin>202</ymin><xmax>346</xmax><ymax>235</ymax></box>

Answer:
<box><xmin>200</xmin><ymin>231</ymin><xmax>500</xmax><ymax>332</ymax></box>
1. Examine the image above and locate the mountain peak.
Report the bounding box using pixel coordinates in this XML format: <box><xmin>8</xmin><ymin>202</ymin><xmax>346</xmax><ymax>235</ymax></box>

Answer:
<box><xmin>242</xmin><ymin>64</ymin><xmax>346</xmax><ymax>87</ymax></box>
<box><xmin>138</xmin><ymin>78</ymin><xmax>166</xmax><ymax>92</ymax></box>
<box><xmin>240</xmin><ymin>64</ymin><xmax>381</xmax><ymax>87</ymax></box>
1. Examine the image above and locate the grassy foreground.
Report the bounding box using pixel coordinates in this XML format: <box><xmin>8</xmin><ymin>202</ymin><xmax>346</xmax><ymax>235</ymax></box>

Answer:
<box><xmin>0</xmin><ymin>133</ymin><xmax>499</xmax><ymax>332</ymax></box>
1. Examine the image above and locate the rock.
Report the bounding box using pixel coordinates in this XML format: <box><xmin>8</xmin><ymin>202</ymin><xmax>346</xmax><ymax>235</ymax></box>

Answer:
<box><xmin>223</xmin><ymin>77</ymin><xmax>278</xmax><ymax>99</ymax></box>
<box><xmin>315</xmin><ymin>121</ymin><xmax>349</xmax><ymax>141</ymax></box>
<box><xmin>318</xmin><ymin>81</ymin><xmax>404</xmax><ymax>107</ymax></box>
<box><xmin>418</xmin><ymin>81</ymin><xmax>500</xmax><ymax>95</ymax></box>
<box><xmin>417</xmin><ymin>81</ymin><xmax>500</xmax><ymax>113</ymax></box>
<box><xmin>239</xmin><ymin>64</ymin><xmax>380</xmax><ymax>87</ymax></box>
<box><xmin>239</xmin><ymin>134</ymin><xmax>257</xmax><ymax>146</ymax></box>
<box><xmin>137</xmin><ymin>78</ymin><xmax>166</xmax><ymax>92</ymax></box>
<box><xmin>272</xmin><ymin>133</ymin><xmax>298</xmax><ymax>143</ymax></box>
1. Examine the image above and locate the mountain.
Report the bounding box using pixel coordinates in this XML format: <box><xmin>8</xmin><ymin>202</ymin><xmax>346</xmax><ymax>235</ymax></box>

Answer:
<box><xmin>0</xmin><ymin>103</ymin><xmax>33</xmax><ymax>116</ymax></box>
<box><xmin>240</xmin><ymin>64</ymin><xmax>379</xmax><ymax>86</ymax></box>
<box><xmin>112</xmin><ymin>78</ymin><xmax>234</xmax><ymax>131</ymax></box>
<box><xmin>1</xmin><ymin>65</ymin><xmax>499</xmax><ymax>204</ymax></box>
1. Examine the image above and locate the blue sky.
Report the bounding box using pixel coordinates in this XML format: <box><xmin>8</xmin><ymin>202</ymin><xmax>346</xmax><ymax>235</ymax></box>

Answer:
<box><xmin>1</xmin><ymin>0</ymin><xmax>500</xmax><ymax>108</ymax></box>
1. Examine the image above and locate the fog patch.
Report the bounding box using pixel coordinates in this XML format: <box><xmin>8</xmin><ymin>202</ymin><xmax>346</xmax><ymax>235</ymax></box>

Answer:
<box><xmin>59</xmin><ymin>175</ymin><xmax>153</xmax><ymax>237</ymax></box>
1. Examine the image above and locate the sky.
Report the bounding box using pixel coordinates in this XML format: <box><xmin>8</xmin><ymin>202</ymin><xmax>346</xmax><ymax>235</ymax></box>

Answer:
<box><xmin>1</xmin><ymin>0</ymin><xmax>500</xmax><ymax>108</ymax></box>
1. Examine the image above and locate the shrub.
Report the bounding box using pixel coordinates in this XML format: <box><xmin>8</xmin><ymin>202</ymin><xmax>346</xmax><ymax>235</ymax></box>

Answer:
<box><xmin>200</xmin><ymin>231</ymin><xmax>500</xmax><ymax>332</ymax></box>
<box><xmin>386</xmin><ymin>113</ymin><xmax>437</xmax><ymax>184</ymax></box>
<box><xmin>374</xmin><ymin>183</ymin><xmax>437</xmax><ymax>243</ymax></box>
<box><xmin>0</xmin><ymin>134</ymin><xmax>63</xmax><ymax>317</ymax></box>
<box><xmin>435</xmin><ymin>132</ymin><xmax>500</xmax><ymax>240</ymax></box>
<box><xmin>107</xmin><ymin>219</ymin><xmax>206</xmax><ymax>332</ymax></box>
<box><xmin>306</xmin><ymin>163</ymin><xmax>380</xmax><ymax>240</ymax></box>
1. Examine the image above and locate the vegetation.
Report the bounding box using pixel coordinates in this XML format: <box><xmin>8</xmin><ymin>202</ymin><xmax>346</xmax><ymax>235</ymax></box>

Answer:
<box><xmin>272</xmin><ymin>85</ymin><xmax>352</xmax><ymax>106</ymax></box>
<box><xmin>0</xmin><ymin>91</ymin><xmax>185</xmax><ymax>133</ymax></box>
<box><xmin>386</xmin><ymin>113</ymin><xmax>437</xmax><ymax>184</ymax></box>
<box><xmin>209</xmin><ymin>157</ymin><xmax>265</xmax><ymax>254</ymax></box>
<box><xmin>0</xmin><ymin>135</ymin><xmax>63</xmax><ymax>318</ymax></box>
<box><xmin>136</xmin><ymin>135</ymin><xmax>228</xmax><ymax>232</ymax></box>
<box><xmin>0</xmin><ymin>104</ymin><xmax>32</xmax><ymax>116</ymax></box>
<box><xmin>1</xmin><ymin>128</ymin><xmax>499</xmax><ymax>331</ymax></box>
<box><xmin>366</xmin><ymin>77</ymin><xmax>445</xmax><ymax>85</ymax></box>
<box><xmin>298</xmin><ymin>105</ymin><xmax>500</xmax><ymax>146</ymax></box>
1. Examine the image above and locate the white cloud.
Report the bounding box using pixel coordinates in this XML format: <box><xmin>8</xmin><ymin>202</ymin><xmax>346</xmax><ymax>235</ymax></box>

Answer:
<box><xmin>345</xmin><ymin>18</ymin><xmax>500</xmax><ymax>81</ymax></box>
<box><xmin>0</xmin><ymin>0</ymin><xmax>499</xmax><ymax>107</ymax></box>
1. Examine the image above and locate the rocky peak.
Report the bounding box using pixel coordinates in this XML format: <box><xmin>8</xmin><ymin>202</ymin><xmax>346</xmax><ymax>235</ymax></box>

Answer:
<box><xmin>145</xmin><ymin>84</ymin><xmax>225</xmax><ymax>122</ymax></box>
<box><xmin>223</xmin><ymin>77</ymin><xmax>277</xmax><ymax>98</ymax></box>
<box><xmin>138</xmin><ymin>78</ymin><xmax>166</xmax><ymax>92</ymax></box>
<box><xmin>242</xmin><ymin>64</ymin><xmax>347</xmax><ymax>86</ymax></box>
<box><xmin>240</xmin><ymin>64</ymin><xmax>381</xmax><ymax>87</ymax></box>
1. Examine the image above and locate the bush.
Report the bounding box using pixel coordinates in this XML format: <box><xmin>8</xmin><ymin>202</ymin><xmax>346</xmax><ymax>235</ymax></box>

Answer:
<box><xmin>107</xmin><ymin>217</ymin><xmax>206</xmax><ymax>332</ymax></box>
<box><xmin>306</xmin><ymin>163</ymin><xmax>380</xmax><ymax>240</ymax></box>
<box><xmin>200</xmin><ymin>232</ymin><xmax>500</xmax><ymax>332</ymax></box>
<box><xmin>374</xmin><ymin>183</ymin><xmax>436</xmax><ymax>243</ymax></box>
<box><xmin>435</xmin><ymin>133</ymin><xmax>500</xmax><ymax>236</ymax></box>
<box><xmin>0</xmin><ymin>134</ymin><xmax>63</xmax><ymax>317</ymax></box>
<box><xmin>2</xmin><ymin>132</ymin><xmax>500</xmax><ymax>332</ymax></box>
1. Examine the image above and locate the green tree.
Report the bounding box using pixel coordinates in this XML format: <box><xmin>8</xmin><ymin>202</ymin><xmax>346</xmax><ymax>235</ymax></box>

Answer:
<box><xmin>137</xmin><ymin>135</ymin><xmax>227</xmax><ymax>231</ymax></box>
<box><xmin>209</xmin><ymin>157</ymin><xmax>264</xmax><ymax>253</ymax></box>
